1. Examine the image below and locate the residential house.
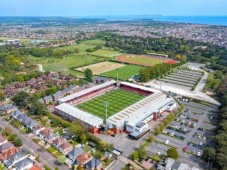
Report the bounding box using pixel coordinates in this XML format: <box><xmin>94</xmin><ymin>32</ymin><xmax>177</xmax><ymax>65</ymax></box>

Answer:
<box><xmin>58</xmin><ymin>141</ymin><xmax>73</xmax><ymax>154</ymax></box>
<box><xmin>12</xmin><ymin>110</ymin><xmax>23</xmax><ymax>120</ymax></box>
<box><xmin>29</xmin><ymin>164</ymin><xmax>43</xmax><ymax>170</ymax></box>
<box><xmin>0</xmin><ymin>104</ymin><xmax>17</xmax><ymax>114</ymax></box>
<box><xmin>68</xmin><ymin>147</ymin><xmax>84</xmax><ymax>161</ymax></box>
<box><xmin>25</xmin><ymin>120</ymin><xmax>38</xmax><ymax>130</ymax></box>
<box><xmin>85</xmin><ymin>158</ymin><xmax>102</xmax><ymax>170</ymax></box>
<box><xmin>52</xmin><ymin>92</ymin><xmax>62</xmax><ymax>101</ymax></box>
<box><xmin>51</xmin><ymin>137</ymin><xmax>65</xmax><ymax>149</ymax></box>
<box><xmin>32</xmin><ymin>125</ymin><xmax>45</xmax><ymax>136</ymax></box>
<box><xmin>0</xmin><ymin>146</ymin><xmax>18</xmax><ymax>163</ymax></box>
<box><xmin>0</xmin><ymin>142</ymin><xmax>14</xmax><ymax>153</ymax></box>
<box><xmin>0</xmin><ymin>135</ymin><xmax>7</xmax><ymax>146</ymax></box>
<box><xmin>43</xmin><ymin>95</ymin><xmax>53</xmax><ymax>104</ymax></box>
<box><xmin>14</xmin><ymin>157</ymin><xmax>34</xmax><ymax>170</ymax></box>
<box><xmin>39</xmin><ymin>129</ymin><xmax>58</xmax><ymax>143</ymax></box>
<box><xmin>76</xmin><ymin>153</ymin><xmax>93</xmax><ymax>165</ymax></box>
<box><xmin>4</xmin><ymin>151</ymin><xmax>27</xmax><ymax>168</ymax></box>
<box><xmin>38</xmin><ymin>98</ymin><xmax>45</xmax><ymax>104</ymax></box>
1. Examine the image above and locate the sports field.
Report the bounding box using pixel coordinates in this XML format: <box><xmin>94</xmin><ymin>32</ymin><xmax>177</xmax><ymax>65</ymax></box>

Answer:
<box><xmin>101</xmin><ymin>65</ymin><xmax>142</xmax><ymax>81</ymax></box>
<box><xmin>91</xmin><ymin>49</ymin><xmax>122</xmax><ymax>58</ymax></box>
<box><xmin>76</xmin><ymin>61</ymin><xmax>125</xmax><ymax>75</ymax></box>
<box><xmin>117</xmin><ymin>55</ymin><xmax>177</xmax><ymax>66</ymax></box>
<box><xmin>77</xmin><ymin>88</ymin><xmax>145</xmax><ymax>119</ymax></box>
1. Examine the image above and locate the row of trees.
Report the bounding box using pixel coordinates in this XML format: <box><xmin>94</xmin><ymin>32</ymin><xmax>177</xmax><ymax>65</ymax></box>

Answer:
<box><xmin>139</xmin><ymin>63</ymin><xmax>173</xmax><ymax>82</ymax></box>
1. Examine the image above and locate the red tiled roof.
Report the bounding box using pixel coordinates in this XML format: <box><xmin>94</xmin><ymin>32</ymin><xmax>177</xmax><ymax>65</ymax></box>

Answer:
<box><xmin>0</xmin><ymin>146</ymin><xmax>18</xmax><ymax>162</ymax></box>
<box><xmin>76</xmin><ymin>153</ymin><xmax>93</xmax><ymax>164</ymax></box>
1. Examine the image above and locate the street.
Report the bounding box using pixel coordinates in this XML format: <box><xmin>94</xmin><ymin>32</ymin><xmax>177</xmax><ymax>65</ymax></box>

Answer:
<box><xmin>0</xmin><ymin>117</ymin><xmax>69</xmax><ymax>170</ymax></box>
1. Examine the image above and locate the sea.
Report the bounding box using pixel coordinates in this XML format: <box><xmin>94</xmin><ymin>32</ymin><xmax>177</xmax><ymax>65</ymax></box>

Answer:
<box><xmin>150</xmin><ymin>16</ymin><xmax>227</xmax><ymax>26</ymax></box>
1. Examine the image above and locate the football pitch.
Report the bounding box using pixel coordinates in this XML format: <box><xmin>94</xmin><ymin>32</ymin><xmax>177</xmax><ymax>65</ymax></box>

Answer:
<box><xmin>101</xmin><ymin>65</ymin><xmax>142</xmax><ymax>81</ymax></box>
<box><xmin>76</xmin><ymin>88</ymin><xmax>145</xmax><ymax>119</ymax></box>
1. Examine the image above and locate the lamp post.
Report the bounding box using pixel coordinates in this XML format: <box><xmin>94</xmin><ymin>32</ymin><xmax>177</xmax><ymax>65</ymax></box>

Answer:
<box><xmin>104</xmin><ymin>101</ymin><xmax>109</xmax><ymax>132</ymax></box>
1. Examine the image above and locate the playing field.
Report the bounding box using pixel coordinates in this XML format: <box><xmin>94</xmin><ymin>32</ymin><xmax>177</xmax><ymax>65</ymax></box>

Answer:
<box><xmin>91</xmin><ymin>49</ymin><xmax>123</xmax><ymax>58</ymax></box>
<box><xmin>76</xmin><ymin>61</ymin><xmax>125</xmax><ymax>75</ymax></box>
<box><xmin>117</xmin><ymin>55</ymin><xmax>177</xmax><ymax>66</ymax></box>
<box><xmin>101</xmin><ymin>65</ymin><xmax>142</xmax><ymax>81</ymax></box>
<box><xmin>77</xmin><ymin>89</ymin><xmax>145</xmax><ymax>119</ymax></box>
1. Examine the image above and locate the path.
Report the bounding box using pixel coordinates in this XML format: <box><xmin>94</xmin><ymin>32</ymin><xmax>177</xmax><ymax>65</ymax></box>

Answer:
<box><xmin>36</xmin><ymin>64</ymin><xmax>45</xmax><ymax>72</ymax></box>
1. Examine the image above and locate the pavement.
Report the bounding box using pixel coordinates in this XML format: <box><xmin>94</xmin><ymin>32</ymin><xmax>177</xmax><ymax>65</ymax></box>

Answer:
<box><xmin>0</xmin><ymin>117</ymin><xmax>69</xmax><ymax>170</ymax></box>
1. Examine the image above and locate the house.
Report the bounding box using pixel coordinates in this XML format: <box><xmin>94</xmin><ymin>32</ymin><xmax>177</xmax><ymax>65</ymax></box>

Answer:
<box><xmin>76</xmin><ymin>153</ymin><xmax>93</xmax><ymax>165</ymax></box>
<box><xmin>52</xmin><ymin>92</ymin><xmax>62</xmax><ymax>101</ymax></box>
<box><xmin>12</xmin><ymin>110</ymin><xmax>23</xmax><ymax>120</ymax></box>
<box><xmin>14</xmin><ymin>157</ymin><xmax>34</xmax><ymax>170</ymax></box>
<box><xmin>58</xmin><ymin>141</ymin><xmax>73</xmax><ymax>154</ymax></box>
<box><xmin>43</xmin><ymin>95</ymin><xmax>53</xmax><ymax>104</ymax></box>
<box><xmin>39</xmin><ymin>129</ymin><xmax>58</xmax><ymax>143</ymax></box>
<box><xmin>4</xmin><ymin>151</ymin><xmax>27</xmax><ymax>168</ymax></box>
<box><xmin>68</xmin><ymin>147</ymin><xmax>84</xmax><ymax>161</ymax></box>
<box><xmin>25</xmin><ymin>120</ymin><xmax>38</xmax><ymax>130</ymax></box>
<box><xmin>0</xmin><ymin>142</ymin><xmax>14</xmax><ymax>153</ymax></box>
<box><xmin>0</xmin><ymin>104</ymin><xmax>17</xmax><ymax>114</ymax></box>
<box><xmin>0</xmin><ymin>134</ymin><xmax>7</xmax><ymax>146</ymax></box>
<box><xmin>29</xmin><ymin>164</ymin><xmax>43</xmax><ymax>170</ymax></box>
<box><xmin>51</xmin><ymin>137</ymin><xmax>65</xmax><ymax>149</ymax></box>
<box><xmin>85</xmin><ymin>158</ymin><xmax>102</xmax><ymax>170</ymax></box>
<box><xmin>0</xmin><ymin>146</ymin><xmax>18</xmax><ymax>163</ymax></box>
<box><xmin>32</xmin><ymin>125</ymin><xmax>45</xmax><ymax>136</ymax></box>
<box><xmin>38</xmin><ymin>98</ymin><xmax>45</xmax><ymax>104</ymax></box>
<box><xmin>4</xmin><ymin>89</ymin><xmax>19</xmax><ymax>96</ymax></box>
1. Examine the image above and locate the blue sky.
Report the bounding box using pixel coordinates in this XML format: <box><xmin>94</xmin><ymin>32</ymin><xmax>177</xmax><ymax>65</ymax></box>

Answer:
<box><xmin>0</xmin><ymin>0</ymin><xmax>226</xmax><ymax>16</ymax></box>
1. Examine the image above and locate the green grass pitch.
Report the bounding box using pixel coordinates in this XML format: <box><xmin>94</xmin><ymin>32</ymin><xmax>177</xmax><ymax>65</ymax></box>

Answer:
<box><xmin>76</xmin><ymin>89</ymin><xmax>145</xmax><ymax>119</ymax></box>
<box><xmin>101</xmin><ymin>65</ymin><xmax>142</xmax><ymax>81</ymax></box>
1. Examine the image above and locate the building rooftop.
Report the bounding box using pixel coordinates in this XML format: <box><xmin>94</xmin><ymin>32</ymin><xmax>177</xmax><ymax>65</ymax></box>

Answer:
<box><xmin>55</xmin><ymin>103</ymin><xmax>103</xmax><ymax>127</ymax></box>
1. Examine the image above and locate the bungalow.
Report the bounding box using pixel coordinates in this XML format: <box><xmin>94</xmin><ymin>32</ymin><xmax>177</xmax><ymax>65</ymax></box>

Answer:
<box><xmin>85</xmin><ymin>158</ymin><xmax>102</xmax><ymax>170</ymax></box>
<box><xmin>0</xmin><ymin>135</ymin><xmax>7</xmax><ymax>146</ymax></box>
<box><xmin>0</xmin><ymin>104</ymin><xmax>17</xmax><ymax>114</ymax></box>
<box><xmin>12</xmin><ymin>110</ymin><xmax>23</xmax><ymax>120</ymax></box>
<box><xmin>0</xmin><ymin>146</ymin><xmax>18</xmax><ymax>163</ymax></box>
<box><xmin>43</xmin><ymin>95</ymin><xmax>53</xmax><ymax>104</ymax></box>
<box><xmin>68</xmin><ymin>147</ymin><xmax>84</xmax><ymax>161</ymax></box>
<box><xmin>32</xmin><ymin>125</ymin><xmax>45</xmax><ymax>136</ymax></box>
<box><xmin>51</xmin><ymin>137</ymin><xmax>65</xmax><ymax>149</ymax></box>
<box><xmin>39</xmin><ymin>129</ymin><xmax>58</xmax><ymax>143</ymax></box>
<box><xmin>0</xmin><ymin>142</ymin><xmax>14</xmax><ymax>153</ymax></box>
<box><xmin>58</xmin><ymin>141</ymin><xmax>73</xmax><ymax>154</ymax></box>
<box><xmin>14</xmin><ymin>157</ymin><xmax>34</xmax><ymax>170</ymax></box>
<box><xmin>76</xmin><ymin>153</ymin><xmax>93</xmax><ymax>165</ymax></box>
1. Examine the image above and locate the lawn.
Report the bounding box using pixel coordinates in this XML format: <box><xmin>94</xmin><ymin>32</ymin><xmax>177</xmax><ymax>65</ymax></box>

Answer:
<box><xmin>91</xmin><ymin>49</ymin><xmax>123</xmax><ymax>59</ymax></box>
<box><xmin>27</xmin><ymin>39</ymin><xmax>106</xmax><ymax>76</ymax></box>
<box><xmin>77</xmin><ymin>89</ymin><xmax>145</xmax><ymax>119</ymax></box>
<box><xmin>101</xmin><ymin>65</ymin><xmax>142</xmax><ymax>80</ymax></box>
<box><xmin>76</xmin><ymin>61</ymin><xmax>125</xmax><ymax>75</ymax></box>
<box><xmin>82</xmin><ymin>145</ymin><xmax>92</xmax><ymax>152</ymax></box>
<box><xmin>117</xmin><ymin>55</ymin><xmax>177</xmax><ymax>66</ymax></box>
<box><xmin>47</xmin><ymin>146</ymin><xmax>57</xmax><ymax>153</ymax></box>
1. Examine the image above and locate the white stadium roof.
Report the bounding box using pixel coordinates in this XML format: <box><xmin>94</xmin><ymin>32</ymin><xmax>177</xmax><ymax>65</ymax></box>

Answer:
<box><xmin>58</xmin><ymin>80</ymin><xmax>116</xmax><ymax>103</ymax></box>
<box><xmin>120</xmin><ymin>82</ymin><xmax>160</xmax><ymax>93</ymax></box>
<box><xmin>55</xmin><ymin>103</ymin><xmax>103</xmax><ymax>127</ymax></box>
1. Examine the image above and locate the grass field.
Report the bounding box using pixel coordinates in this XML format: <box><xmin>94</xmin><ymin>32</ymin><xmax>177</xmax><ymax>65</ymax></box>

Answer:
<box><xmin>91</xmin><ymin>49</ymin><xmax>123</xmax><ymax>58</ymax></box>
<box><xmin>101</xmin><ymin>65</ymin><xmax>142</xmax><ymax>80</ymax></box>
<box><xmin>76</xmin><ymin>61</ymin><xmax>125</xmax><ymax>75</ymax></box>
<box><xmin>77</xmin><ymin>89</ymin><xmax>145</xmax><ymax>119</ymax></box>
<box><xmin>117</xmin><ymin>55</ymin><xmax>177</xmax><ymax>66</ymax></box>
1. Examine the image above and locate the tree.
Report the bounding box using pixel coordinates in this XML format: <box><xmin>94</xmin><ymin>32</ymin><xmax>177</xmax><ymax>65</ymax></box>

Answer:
<box><xmin>17</xmin><ymin>75</ymin><xmax>24</xmax><ymax>82</ymax></box>
<box><xmin>77</xmin><ymin>164</ymin><xmax>84</xmax><ymax>170</ymax></box>
<box><xmin>8</xmin><ymin>134</ymin><xmax>17</xmax><ymax>141</ymax></box>
<box><xmin>14</xmin><ymin>138</ymin><xmax>23</xmax><ymax>147</ymax></box>
<box><xmin>203</xmin><ymin>148</ymin><xmax>216</xmax><ymax>161</ymax></box>
<box><xmin>155</xmin><ymin>126</ymin><xmax>161</xmax><ymax>135</ymax></box>
<box><xmin>12</xmin><ymin>91</ymin><xmax>29</xmax><ymax>108</ymax></box>
<box><xmin>55</xmin><ymin>167</ymin><xmax>59</xmax><ymax>170</ymax></box>
<box><xmin>84</xmin><ymin>69</ymin><xmax>93</xmax><ymax>82</ymax></box>
<box><xmin>57</xmin><ymin>155</ymin><xmax>66</xmax><ymax>164</ymax></box>
<box><xmin>0</xmin><ymin>91</ymin><xmax>4</xmax><ymax>101</ymax></box>
<box><xmin>167</xmin><ymin>148</ymin><xmax>179</xmax><ymax>159</ymax></box>
<box><xmin>79</xmin><ymin>133</ymin><xmax>87</xmax><ymax>144</ymax></box>
<box><xmin>137</xmin><ymin>145</ymin><xmax>147</xmax><ymax>160</ymax></box>
<box><xmin>132</xmin><ymin>151</ymin><xmax>139</xmax><ymax>161</ymax></box>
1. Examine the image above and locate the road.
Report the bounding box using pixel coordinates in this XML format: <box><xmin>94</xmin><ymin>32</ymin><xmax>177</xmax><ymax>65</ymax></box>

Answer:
<box><xmin>0</xmin><ymin>117</ymin><xmax>69</xmax><ymax>170</ymax></box>
<box><xmin>36</xmin><ymin>64</ymin><xmax>45</xmax><ymax>72</ymax></box>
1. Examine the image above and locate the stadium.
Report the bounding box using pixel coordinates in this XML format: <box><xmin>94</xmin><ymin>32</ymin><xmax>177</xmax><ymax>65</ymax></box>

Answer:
<box><xmin>55</xmin><ymin>80</ymin><xmax>176</xmax><ymax>137</ymax></box>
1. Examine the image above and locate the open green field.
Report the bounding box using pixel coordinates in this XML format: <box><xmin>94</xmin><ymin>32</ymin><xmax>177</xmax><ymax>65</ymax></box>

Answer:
<box><xmin>101</xmin><ymin>65</ymin><xmax>142</xmax><ymax>80</ymax></box>
<box><xmin>28</xmin><ymin>39</ymin><xmax>106</xmax><ymax>76</ymax></box>
<box><xmin>77</xmin><ymin>89</ymin><xmax>145</xmax><ymax>119</ymax></box>
<box><xmin>91</xmin><ymin>49</ymin><xmax>123</xmax><ymax>58</ymax></box>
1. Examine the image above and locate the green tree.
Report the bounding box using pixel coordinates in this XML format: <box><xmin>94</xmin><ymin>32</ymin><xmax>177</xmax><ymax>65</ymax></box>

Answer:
<box><xmin>203</xmin><ymin>148</ymin><xmax>216</xmax><ymax>161</ymax></box>
<box><xmin>77</xmin><ymin>164</ymin><xmax>84</xmax><ymax>170</ymax></box>
<box><xmin>167</xmin><ymin>148</ymin><xmax>179</xmax><ymax>159</ymax></box>
<box><xmin>14</xmin><ymin>138</ymin><xmax>23</xmax><ymax>147</ymax></box>
<box><xmin>132</xmin><ymin>151</ymin><xmax>139</xmax><ymax>161</ymax></box>
<box><xmin>57</xmin><ymin>155</ymin><xmax>66</xmax><ymax>164</ymax></box>
<box><xmin>84</xmin><ymin>69</ymin><xmax>93</xmax><ymax>82</ymax></box>
<box><xmin>0</xmin><ymin>91</ymin><xmax>4</xmax><ymax>101</ymax></box>
<box><xmin>155</xmin><ymin>126</ymin><xmax>161</xmax><ymax>135</ymax></box>
<box><xmin>17</xmin><ymin>75</ymin><xmax>24</xmax><ymax>82</ymax></box>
